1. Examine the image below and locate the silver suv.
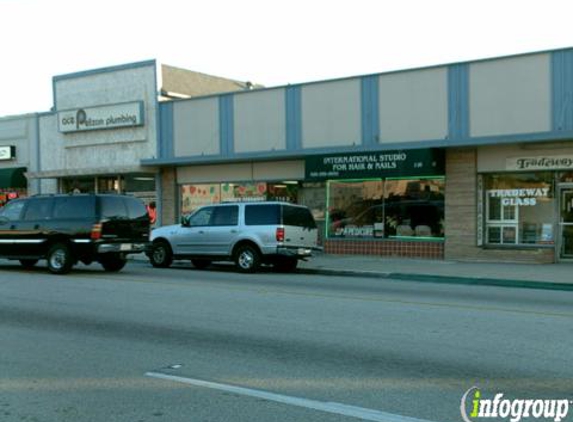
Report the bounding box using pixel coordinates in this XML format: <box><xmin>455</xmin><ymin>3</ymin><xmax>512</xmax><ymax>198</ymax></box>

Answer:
<box><xmin>147</xmin><ymin>202</ymin><xmax>320</xmax><ymax>272</ymax></box>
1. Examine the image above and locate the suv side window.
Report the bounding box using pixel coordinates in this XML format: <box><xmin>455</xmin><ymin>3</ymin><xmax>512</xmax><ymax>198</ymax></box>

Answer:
<box><xmin>282</xmin><ymin>205</ymin><xmax>317</xmax><ymax>229</ymax></box>
<box><xmin>100</xmin><ymin>196</ymin><xmax>128</xmax><ymax>219</ymax></box>
<box><xmin>211</xmin><ymin>206</ymin><xmax>238</xmax><ymax>226</ymax></box>
<box><xmin>22</xmin><ymin>198</ymin><xmax>54</xmax><ymax>221</ymax></box>
<box><xmin>189</xmin><ymin>207</ymin><xmax>214</xmax><ymax>226</ymax></box>
<box><xmin>0</xmin><ymin>200</ymin><xmax>25</xmax><ymax>221</ymax></box>
<box><xmin>53</xmin><ymin>196</ymin><xmax>96</xmax><ymax>219</ymax></box>
<box><xmin>245</xmin><ymin>204</ymin><xmax>280</xmax><ymax>225</ymax></box>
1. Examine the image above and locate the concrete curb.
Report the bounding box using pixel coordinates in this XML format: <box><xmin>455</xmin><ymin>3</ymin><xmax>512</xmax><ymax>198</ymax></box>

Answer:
<box><xmin>297</xmin><ymin>268</ymin><xmax>573</xmax><ymax>292</ymax></box>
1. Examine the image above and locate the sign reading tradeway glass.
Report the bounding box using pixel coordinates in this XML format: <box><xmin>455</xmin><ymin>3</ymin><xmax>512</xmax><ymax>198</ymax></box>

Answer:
<box><xmin>305</xmin><ymin>148</ymin><xmax>445</xmax><ymax>180</ymax></box>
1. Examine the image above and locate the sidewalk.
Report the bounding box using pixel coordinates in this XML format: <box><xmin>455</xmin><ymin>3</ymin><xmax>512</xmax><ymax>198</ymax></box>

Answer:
<box><xmin>297</xmin><ymin>253</ymin><xmax>573</xmax><ymax>290</ymax></box>
<box><xmin>133</xmin><ymin>252</ymin><xmax>573</xmax><ymax>290</ymax></box>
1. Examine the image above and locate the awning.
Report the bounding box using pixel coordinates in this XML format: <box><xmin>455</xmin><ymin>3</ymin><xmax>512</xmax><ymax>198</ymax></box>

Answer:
<box><xmin>0</xmin><ymin>167</ymin><xmax>27</xmax><ymax>189</ymax></box>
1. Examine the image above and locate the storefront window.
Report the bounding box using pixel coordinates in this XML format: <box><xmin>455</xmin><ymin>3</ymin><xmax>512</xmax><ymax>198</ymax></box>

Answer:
<box><xmin>484</xmin><ymin>172</ymin><xmax>555</xmax><ymax>245</ymax></box>
<box><xmin>326</xmin><ymin>178</ymin><xmax>444</xmax><ymax>239</ymax></box>
<box><xmin>180</xmin><ymin>181</ymin><xmax>301</xmax><ymax>215</ymax></box>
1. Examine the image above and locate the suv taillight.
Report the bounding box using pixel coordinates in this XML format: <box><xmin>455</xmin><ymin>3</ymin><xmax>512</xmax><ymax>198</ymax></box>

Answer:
<box><xmin>276</xmin><ymin>227</ymin><xmax>285</xmax><ymax>242</ymax></box>
<box><xmin>91</xmin><ymin>223</ymin><xmax>102</xmax><ymax>240</ymax></box>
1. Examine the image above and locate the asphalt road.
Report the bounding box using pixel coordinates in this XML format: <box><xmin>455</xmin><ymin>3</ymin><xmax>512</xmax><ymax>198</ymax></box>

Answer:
<box><xmin>0</xmin><ymin>259</ymin><xmax>572</xmax><ymax>422</ymax></box>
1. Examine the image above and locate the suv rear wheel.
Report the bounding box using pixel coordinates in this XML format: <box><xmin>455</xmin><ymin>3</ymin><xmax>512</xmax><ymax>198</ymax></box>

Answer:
<box><xmin>100</xmin><ymin>254</ymin><xmax>127</xmax><ymax>272</ymax></box>
<box><xmin>47</xmin><ymin>243</ymin><xmax>74</xmax><ymax>275</ymax></box>
<box><xmin>150</xmin><ymin>240</ymin><xmax>173</xmax><ymax>268</ymax></box>
<box><xmin>234</xmin><ymin>244</ymin><xmax>261</xmax><ymax>273</ymax></box>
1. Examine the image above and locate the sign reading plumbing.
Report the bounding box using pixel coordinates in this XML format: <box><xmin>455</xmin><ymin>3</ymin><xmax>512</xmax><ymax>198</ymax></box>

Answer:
<box><xmin>58</xmin><ymin>101</ymin><xmax>144</xmax><ymax>133</ymax></box>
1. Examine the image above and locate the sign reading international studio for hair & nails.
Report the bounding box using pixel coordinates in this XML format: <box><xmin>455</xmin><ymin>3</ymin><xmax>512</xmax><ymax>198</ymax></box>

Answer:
<box><xmin>304</xmin><ymin>148</ymin><xmax>445</xmax><ymax>180</ymax></box>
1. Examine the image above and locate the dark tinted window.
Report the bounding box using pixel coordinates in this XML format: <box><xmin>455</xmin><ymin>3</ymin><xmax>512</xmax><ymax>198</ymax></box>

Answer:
<box><xmin>23</xmin><ymin>198</ymin><xmax>54</xmax><ymax>221</ymax></box>
<box><xmin>0</xmin><ymin>200</ymin><xmax>25</xmax><ymax>221</ymax></box>
<box><xmin>124</xmin><ymin>197</ymin><xmax>148</xmax><ymax>219</ymax></box>
<box><xmin>211</xmin><ymin>206</ymin><xmax>238</xmax><ymax>226</ymax></box>
<box><xmin>245</xmin><ymin>204</ymin><xmax>280</xmax><ymax>225</ymax></box>
<box><xmin>189</xmin><ymin>207</ymin><xmax>214</xmax><ymax>226</ymax></box>
<box><xmin>100</xmin><ymin>196</ymin><xmax>128</xmax><ymax>219</ymax></box>
<box><xmin>282</xmin><ymin>205</ymin><xmax>317</xmax><ymax>229</ymax></box>
<box><xmin>53</xmin><ymin>196</ymin><xmax>96</xmax><ymax>219</ymax></box>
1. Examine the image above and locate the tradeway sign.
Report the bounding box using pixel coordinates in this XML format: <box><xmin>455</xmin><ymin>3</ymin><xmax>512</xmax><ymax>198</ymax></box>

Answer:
<box><xmin>305</xmin><ymin>148</ymin><xmax>445</xmax><ymax>180</ymax></box>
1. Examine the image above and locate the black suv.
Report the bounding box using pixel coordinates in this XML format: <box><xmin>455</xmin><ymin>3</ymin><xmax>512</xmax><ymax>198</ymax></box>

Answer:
<box><xmin>0</xmin><ymin>194</ymin><xmax>150</xmax><ymax>274</ymax></box>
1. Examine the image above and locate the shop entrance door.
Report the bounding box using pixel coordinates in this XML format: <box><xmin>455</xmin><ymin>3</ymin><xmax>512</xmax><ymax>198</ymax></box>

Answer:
<box><xmin>559</xmin><ymin>188</ymin><xmax>573</xmax><ymax>259</ymax></box>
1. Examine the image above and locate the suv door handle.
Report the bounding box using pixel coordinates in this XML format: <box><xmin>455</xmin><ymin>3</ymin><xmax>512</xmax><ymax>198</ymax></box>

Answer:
<box><xmin>34</xmin><ymin>224</ymin><xmax>40</xmax><ymax>230</ymax></box>
<box><xmin>198</xmin><ymin>230</ymin><xmax>205</xmax><ymax>234</ymax></box>
<box><xmin>230</xmin><ymin>230</ymin><xmax>238</xmax><ymax>233</ymax></box>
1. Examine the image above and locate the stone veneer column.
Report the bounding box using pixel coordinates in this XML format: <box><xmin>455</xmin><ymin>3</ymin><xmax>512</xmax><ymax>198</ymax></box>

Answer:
<box><xmin>160</xmin><ymin>167</ymin><xmax>177</xmax><ymax>225</ymax></box>
<box><xmin>445</xmin><ymin>148</ymin><xmax>479</xmax><ymax>260</ymax></box>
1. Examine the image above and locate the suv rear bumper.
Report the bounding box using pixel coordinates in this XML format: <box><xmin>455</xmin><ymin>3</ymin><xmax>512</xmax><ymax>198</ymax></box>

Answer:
<box><xmin>97</xmin><ymin>242</ymin><xmax>148</xmax><ymax>254</ymax></box>
<box><xmin>276</xmin><ymin>246</ymin><xmax>322</xmax><ymax>259</ymax></box>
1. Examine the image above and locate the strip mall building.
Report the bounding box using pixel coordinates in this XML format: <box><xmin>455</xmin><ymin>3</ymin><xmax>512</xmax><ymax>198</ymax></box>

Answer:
<box><xmin>2</xmin><ymin>48</ymin><xmax>573</xmax><ymax>263</ymax></box>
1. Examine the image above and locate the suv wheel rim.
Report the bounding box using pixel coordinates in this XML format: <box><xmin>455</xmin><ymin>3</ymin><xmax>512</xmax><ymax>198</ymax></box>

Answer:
<box><xmin>238</xmin><ymin>250</ymin><xmax>254</xmax><ymax>269</ymax></box>
<box><xmin>153</xmin><ymin>246</ymin><xmax>166</xmax><ymax>263</ymax></box>
<box><xmin>50</xmin><ymin>249</ymin><xmax>66</xmax><ymax>270</ymax></box>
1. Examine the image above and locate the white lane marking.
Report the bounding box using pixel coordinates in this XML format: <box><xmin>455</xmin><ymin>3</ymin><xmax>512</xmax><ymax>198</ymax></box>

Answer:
<box><xmin>145</xmin><ymin>371</ymin><xmax>434</xmax><ymax>422</ymax></box>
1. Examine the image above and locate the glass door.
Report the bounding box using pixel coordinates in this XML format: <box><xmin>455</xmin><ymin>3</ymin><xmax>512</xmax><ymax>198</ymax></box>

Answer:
<box><xmin>559</xmin><ymin>188</ymin><xmax>573</xmax><ymax>259</ymax></box>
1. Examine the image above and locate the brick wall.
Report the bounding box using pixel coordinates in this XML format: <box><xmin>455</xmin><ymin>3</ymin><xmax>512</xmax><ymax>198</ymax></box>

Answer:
<box><xmin>444</xmin><ymin>148</ymin><xmax>555</xmax><ymax>263</ymax></box>
<box><xmin>324</xmin><ymin>239</ymin><xmax>444</xmax><ymax>259</ymax></box>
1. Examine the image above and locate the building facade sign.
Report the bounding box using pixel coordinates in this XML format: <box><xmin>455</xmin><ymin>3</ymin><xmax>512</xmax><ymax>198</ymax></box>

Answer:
<box><xmin>58</xmin><ymin>101</ymin><xmax>144</xmax><ymax>133</ymax></box>
<box><xmin>506</xmin><ymin>155</ymin><xmax>573</xmax><ymax>171</ymax></box>
<box><xmin>0</xmin><ymin>146</ymin><xmax>15</xmax><ymax>161</ymax></box>
<box><xmin>305</xmin><ymin>148</ymin><xmax>445</xmax><ymax>180</ymax></box>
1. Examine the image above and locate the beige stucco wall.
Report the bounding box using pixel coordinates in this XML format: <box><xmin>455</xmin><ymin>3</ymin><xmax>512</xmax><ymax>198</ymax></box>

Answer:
<box><xmin>234</xmin><ymin>88</ymin><xmax>286</xmax><ymax>153</ymax></box>
<box><xmin>378</xmin><ymin>67</ymin><xmax>448</xmax><ymax>143</ymax></box>
<box><xmin>469</xmin><ymin>54</ymin><xmax>551</xmax><ymax>137</ymax></box>
<box><xmin>173</xmin><ymin>97</ymin><xmax>220</xmax><ymax>157</ymax></box>
<box><xmin>301</xmin><ymin>79</ymin><xmax>361</xmax><ymax>148</ymax></box>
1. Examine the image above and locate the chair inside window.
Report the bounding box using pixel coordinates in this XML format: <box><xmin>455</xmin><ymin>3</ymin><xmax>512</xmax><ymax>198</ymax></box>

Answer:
<box><xmin>396</xmin><ymin>225</ymin><xmax>414</xmax><ymax>236</ymax></box>
<box><xmin>415</xmin><ymin>225</ymin><xmax>432</xmax><ymax>237</ymax></box>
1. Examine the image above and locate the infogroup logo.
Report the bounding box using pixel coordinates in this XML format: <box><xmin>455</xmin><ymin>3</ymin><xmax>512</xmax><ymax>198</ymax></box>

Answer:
<box><xmin>461</xmin><ymin>387</ymin><xmax>571</xmax><ymax>422</ymax></box>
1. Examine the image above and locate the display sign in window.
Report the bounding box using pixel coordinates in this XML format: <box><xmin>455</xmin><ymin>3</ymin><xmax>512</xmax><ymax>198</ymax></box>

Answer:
<box><xmin>484</xmin><ymin>172</ymin><xmax>555</xmax><ymax>245</ymax></box>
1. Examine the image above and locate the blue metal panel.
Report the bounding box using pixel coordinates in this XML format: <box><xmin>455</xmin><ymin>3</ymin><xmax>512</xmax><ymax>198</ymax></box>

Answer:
<box><xmin>552</xmin><ymin>50</ymin><xmax>573</xmax><ymax>131</ymax></box>
<box><xmin>219</xmin><ymin>95</ymin><xmax>234</xmax><ymax>156</ymax></box>
<box><xmin>360</xmin><ymin>76</ymin><xmax>379</xmax><ymax>146</ymax></box>
<box><xmin>158</xmin><ymin>102</ymin><xmax>174</xmax><ymax>159</ymax></box>
<box><xmin>448</xmin><ymin>64</ymin><xmax>469</xmax><ymax>140</ymax></box>
<box><xmin>285</xmin><ymin>86</ymin><xmax>302</xmax><ymax>150</ymax></box>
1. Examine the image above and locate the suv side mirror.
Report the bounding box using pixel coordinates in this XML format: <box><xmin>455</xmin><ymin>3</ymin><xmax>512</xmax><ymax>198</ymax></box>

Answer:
<box><xmin>181</xmin><ymin>215</ymin><xmax>191</xmax><ymax>227</ymax></box>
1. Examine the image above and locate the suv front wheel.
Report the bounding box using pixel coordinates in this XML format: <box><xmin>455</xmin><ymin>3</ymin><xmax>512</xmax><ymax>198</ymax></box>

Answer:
<box><xmin>47</xmin><ymin>243</ymin><xmax>74</xmax><ymax>275</ymax></box>
<box><xmin>150</xmin><ymin>240</ymin><xmax>173</xmax><ymax>268</ymax></box>
<box><xmin>234</xmin><ymin>244</ymin><xmax>261</xmax><ymax>273</ymax></box>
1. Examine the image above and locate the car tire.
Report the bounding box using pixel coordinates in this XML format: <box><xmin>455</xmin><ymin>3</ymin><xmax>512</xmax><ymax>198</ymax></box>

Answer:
<box><xmin>47</xmin><ymin>243</ymin><xmax>74</xmax><ymax>275</ymax></box>
<box><xmin>100</xmin><ymin>254</ymin><xmax>127</xmax><ymax>272</ymax></box>
<box><xmin>234</xmin><ymin>244</ymin><xmax>261</xmax><ymax>273</ymax></box>
<box><xmin>19</xmin><ymin>259</ymin><xmax>39</xmax><ymax>269</ymax></box>
<box><xmin>273</xmin><ymin>257</ymin><xmax>298</xmax><ymax>273</ymax></box>
<box><xmin>191</xmin><ymin>259</ymin><xmax>211</xmax><ymax>270</ymax></box>
<box><xmin>150</xmin><ymin>240</ymin><xmax>173</xmax><ymax>268</ymax></box>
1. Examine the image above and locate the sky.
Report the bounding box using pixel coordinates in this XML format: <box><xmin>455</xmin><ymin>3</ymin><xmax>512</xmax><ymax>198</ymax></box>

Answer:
<box><xmin>1</xmin><ymin>0</ymin><xmax>572</xmax><ymax>116</ymax></box>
